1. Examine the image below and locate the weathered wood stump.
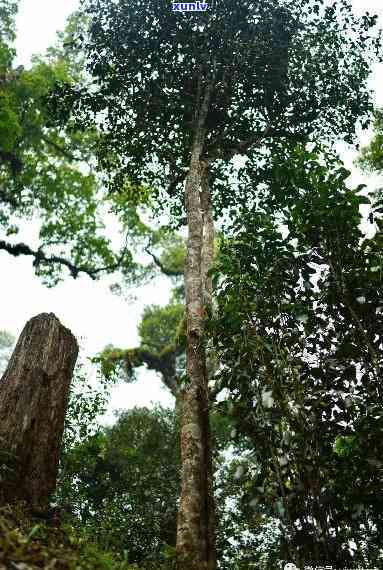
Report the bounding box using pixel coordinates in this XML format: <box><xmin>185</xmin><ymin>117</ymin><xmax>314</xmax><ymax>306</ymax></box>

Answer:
<box><xmin>0</xmin><ymin>313</ymin><xmax>78</xmax><ymax>508</ymax></box>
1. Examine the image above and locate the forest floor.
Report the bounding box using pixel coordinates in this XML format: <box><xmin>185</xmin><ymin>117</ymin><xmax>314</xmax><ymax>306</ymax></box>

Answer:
<box><xmin>0</xmin><ymin>504</ymin><xmax>175</xmax><ymax>570</ymax></box>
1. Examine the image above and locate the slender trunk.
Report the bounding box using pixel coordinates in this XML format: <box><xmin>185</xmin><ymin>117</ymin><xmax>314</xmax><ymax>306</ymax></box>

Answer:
<box><xmin>200</xmin><ymin>164</ymin><xmax>217</xmax><ymax>568</ymax></box>
<box><xmin>0</xmin><ymin>313</ymin><xmax>78</xmax><ymax>509</ymax></box>
<box><xmin>176</xmin><ymin>145</ymin><xmax>216</xmax><ymax>568</ymax></box>
<box><xmin>176</xmin><ymin>68</ymin><xmax>217</xmax><ymax>568</ymax></box>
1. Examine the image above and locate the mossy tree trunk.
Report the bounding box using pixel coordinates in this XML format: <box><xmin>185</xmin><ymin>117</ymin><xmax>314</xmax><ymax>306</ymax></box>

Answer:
<box><xmin>0</xmin><ymin>313</ymin><xmax>78</xmax><ymax>509</ymax></box>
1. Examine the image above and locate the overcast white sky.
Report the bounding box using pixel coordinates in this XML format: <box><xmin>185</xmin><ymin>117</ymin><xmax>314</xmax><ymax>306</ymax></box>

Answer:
<box><xmin>1</xmin><ymin>0</ymin><xmax>383</xmax><ymax>421</ymax></box>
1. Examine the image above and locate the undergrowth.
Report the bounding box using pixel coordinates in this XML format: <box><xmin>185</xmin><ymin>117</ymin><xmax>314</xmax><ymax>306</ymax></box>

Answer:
<box><xmin>0</xmin><ymin>503</ymin><xmax>177</xmax><ymax>569</ymax></box>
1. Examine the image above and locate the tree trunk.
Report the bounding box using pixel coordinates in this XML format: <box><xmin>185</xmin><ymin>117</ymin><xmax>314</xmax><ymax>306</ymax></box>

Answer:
<box><xmin>201</xmin><ymin>164</ymin><xmax>215</xmax><ymax>308</ymax></box>
<box><xmin>200</xmin><ymin>166</ymin><xmax>217</xmax><ymax>568</ymax></box>
<box><xmin>0</xmin><ymin>313</ymin><xmax>78</xmax><ymax>509</ymax></box>
<box><xmin>176</xmin><ymin>133</ymin><xmax>216</xmax><ymax>567</ymax></box>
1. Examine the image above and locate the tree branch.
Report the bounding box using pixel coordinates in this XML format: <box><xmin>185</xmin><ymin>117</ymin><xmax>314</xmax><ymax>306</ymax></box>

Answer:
<box><xmin>0</xmin><ymin>239</ymin><xmax>129</xmax><ymax>280</ymax></box>
<box><xmin>167</xmin><ymin>127</ymin><xmax>308</xmax><ymax>193</ymax></box>
<box><xmin>206</xmin><ymin>127</ymin><xmax>308</xmax><ymax>162</ymax></box>
<box><xmin>104</xmin><ymin>344</ymin><xmax>184</xmax><ymax>397</ymax></box>
<box><xmin>40</xmin><ymin>135</ymin><xmax>81</xmax><ymax>162</ymax></box>
<box><xmin>129</xmin><ymin>347</ymin><xmax>179</xmax><ymax>395</ymax></box>
<box><xmin>144</xmin><ymin>246</ymin><xmax>183</xmax><ymax>277</ymax></box>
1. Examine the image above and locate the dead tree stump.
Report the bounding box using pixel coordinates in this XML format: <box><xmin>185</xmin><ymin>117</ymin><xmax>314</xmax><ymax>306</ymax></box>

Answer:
<box><xmin>0</xmin><ymin>313</ymin><xmax>78</xmax><ymax>508</ymax></box>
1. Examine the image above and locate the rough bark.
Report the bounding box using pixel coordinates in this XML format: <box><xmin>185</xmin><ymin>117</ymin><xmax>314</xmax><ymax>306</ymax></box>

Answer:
<box><xmin>0</xmin><ymin>313</ymin><xmax>78</xmax><ymax>509</ymax></box>
<box><xmin>176</xmin><ymin>72</ymin><xmax>217</xmax><ymax>565</ymax></box>
<box><xmin>200</xmin><ymin>166</ymin><xmax>217</xmax><ymax>568</ymax></box>
<box><xmin>177</xmin><ymin>139</ymin><xmax>207</xmax><ymax>569</ymax></box>
<box><xmin>201</xmin><ymin>165</ymin><xmax>215</xmax><ymax>308</ymax></box>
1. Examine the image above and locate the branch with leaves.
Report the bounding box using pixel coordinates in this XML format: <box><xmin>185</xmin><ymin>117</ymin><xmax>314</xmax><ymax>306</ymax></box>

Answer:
<box><xmin>0</xmin><ymin>240</ymin><xmax>130</xmax><ymax>281</ymax></box>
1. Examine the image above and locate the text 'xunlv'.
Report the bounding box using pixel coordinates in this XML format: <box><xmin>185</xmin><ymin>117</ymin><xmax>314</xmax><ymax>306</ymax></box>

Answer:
<box><xmin>171</xmin><ymin>2</ymin><xmax>208</xmax><ymax>11</ymax></box>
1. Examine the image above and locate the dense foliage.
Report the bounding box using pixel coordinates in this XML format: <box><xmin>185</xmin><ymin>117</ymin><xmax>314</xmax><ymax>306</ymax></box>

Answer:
<box><xmin>52</xmin><ymin>0</ymin><xmax>381</xmax><ymax>221</ymax></box>
<box><xmin>0</xmin><ymin>502</ymin><xmax>178</xmax><ymax>570</ymax></box>
<box><xmin>209</xmin><ymin>144</ymin><xmax>383</xmax><ymax>567</ymax></box>
<box><xmin>358</xmin><ymin>108</ymin><xmax>383</xmax><ymax>174</ymax></box>
<box><xmin>57</xmin><ymin>407</ymin><xmax>181</xmax><ymax>565</ymax></box>
<box><xmin>0</xmin><ymin>3</ymin><xmax>143</xmax><ymax>285</ymax></box>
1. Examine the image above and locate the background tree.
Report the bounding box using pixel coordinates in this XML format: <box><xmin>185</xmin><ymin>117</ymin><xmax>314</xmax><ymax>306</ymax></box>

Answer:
<box><xmin>358</xmin><ymin>108</ymin><xmax>383</xmax><ymax>174</ymax></box>
<box><xmin>57</xmin><ymin>406</ymin><xmax>181</xmax><ymax>565</ymax></box>
<box><xmin>0</xmin><ymin>4</ymin><xmax>141</xmax><ymax>284</ymax></box>
<box><xmin>100</xmin><ymin>300</ymin><xmax>185</xmax><ymax>398</ymax></box>
<box><xmin>57</xmin><ymin>400</ymin><xmax>260</xmax><ymax>568</ymax></box>
<box><xmin>98</xmin><ymin>231</ymin><xmax>186</xmax><ymax>398</ymax></box>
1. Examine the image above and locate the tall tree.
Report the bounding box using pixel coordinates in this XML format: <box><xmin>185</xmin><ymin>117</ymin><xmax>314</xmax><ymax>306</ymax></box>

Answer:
<box><xmin>55</xmin><ymin>1</ymin><xmax>381</xmax><ymax>566</ymax></box>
